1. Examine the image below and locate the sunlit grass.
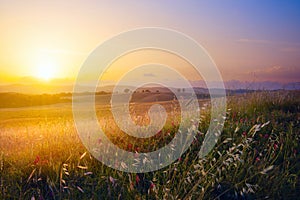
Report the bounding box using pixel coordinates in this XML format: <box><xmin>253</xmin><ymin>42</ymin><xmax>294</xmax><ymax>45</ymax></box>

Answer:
<box><xmin>0</xmin><ymin>91</ymin><xmax>299</xmax><ymax>199</ymax></box>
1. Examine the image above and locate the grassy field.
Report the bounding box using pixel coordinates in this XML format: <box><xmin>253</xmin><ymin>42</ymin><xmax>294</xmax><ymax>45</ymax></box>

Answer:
<box><xmin>0</xmin><ymin>91</ymin><xmax>299</xmax><ymax>199</ymax></box>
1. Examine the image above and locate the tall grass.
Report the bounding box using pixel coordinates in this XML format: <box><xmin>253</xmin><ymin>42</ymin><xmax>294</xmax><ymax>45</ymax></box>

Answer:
<box><xmin>0</xmin><ymin>91</ymin><xmax>299</xmax><ymax>199</ymax></box>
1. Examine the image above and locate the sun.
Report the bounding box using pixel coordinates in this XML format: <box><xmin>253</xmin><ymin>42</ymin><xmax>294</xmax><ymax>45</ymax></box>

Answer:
<box><xmin>37</xmin><ymin>63</ymin><xmax>55</xmax><ymax>81</ymax></box>
<box><xmin>35</xmin><ymin>55</ymin><xmax>57</xmax><ymax>81</ymax></box>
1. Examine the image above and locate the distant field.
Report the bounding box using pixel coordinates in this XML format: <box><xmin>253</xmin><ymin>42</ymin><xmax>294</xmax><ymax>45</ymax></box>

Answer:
<box><xmin>0</xmin><ymin>91</ymin><xmax>299</xmax><ymax>199</ymax></box>
<box><xmin>0</xmin><ymin>91</ymin><xmax>187</xmax><ymax>108</ymax></box>
<box><xmin>0</xmin><ymin>87</ymin><xmax>221</xmax><ymax>108</ymax></box>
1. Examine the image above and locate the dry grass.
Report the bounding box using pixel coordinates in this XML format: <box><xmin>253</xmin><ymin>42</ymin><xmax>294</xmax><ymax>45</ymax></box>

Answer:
<box><xmin>0</xmin><ymin>91</ymin><xmax>299</xmax><ymax>199</ymax></box>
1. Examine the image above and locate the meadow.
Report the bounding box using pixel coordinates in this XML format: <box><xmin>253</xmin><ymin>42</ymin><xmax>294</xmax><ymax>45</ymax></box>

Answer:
<box><xmin>0</xmin><ymin>91</ymin><xmax>299</xmax><ymax>199</ymax></box>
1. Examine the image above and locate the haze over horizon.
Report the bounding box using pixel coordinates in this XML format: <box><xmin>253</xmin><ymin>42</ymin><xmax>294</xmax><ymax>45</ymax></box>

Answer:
<box><xmin>1</xmin><ymin>1</ymin><xmax>300</xmax><ymax>88</ymax></box>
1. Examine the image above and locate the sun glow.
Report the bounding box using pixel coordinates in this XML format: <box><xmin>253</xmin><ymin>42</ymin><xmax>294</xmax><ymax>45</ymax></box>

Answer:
<box><xmin>35</xmin><ymin>54</ymin><xmax>57</xmax><ymax>81</ymax></box>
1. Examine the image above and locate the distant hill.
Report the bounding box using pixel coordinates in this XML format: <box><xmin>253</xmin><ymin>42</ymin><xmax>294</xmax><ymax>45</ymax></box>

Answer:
<box><xmin>1</xmin><ymin>85</ymin><xmax>295</xmax><ymax>108</ymax></box>
<box><xmin>0</xmin><ymin>80</ymin><xmax>299</xmax><ymax>95</ymax></box>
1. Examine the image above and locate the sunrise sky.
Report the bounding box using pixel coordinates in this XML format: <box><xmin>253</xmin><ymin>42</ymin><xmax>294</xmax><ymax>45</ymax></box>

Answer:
<box><xmin>0</xmin><ymin>1</ymin><xmax>300</xmax><ymax>85</ymax></box>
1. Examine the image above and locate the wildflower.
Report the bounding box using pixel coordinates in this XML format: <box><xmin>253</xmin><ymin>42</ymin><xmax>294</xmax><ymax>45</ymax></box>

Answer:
<box><xmin>273</xmin><ymin>143</ymin><xmax>278</xmax><ymax>150</ymax></box>
<box><xmin>127</xmin><ymin>143</ymin><xmax>133</xmax><ymax>150</ymax></box>
<box><xmin>130</xmin><ymin>182</ymin><xmax>134</xmax><ymax>190</ymax></box>
<box><xmin>155</xmin><ymin>130</ymin><xmax>162</xmax><ymax>138</ymax></box>
<box><xmin>109</xmin><ymin>176</ymin><xmax>116</xmax><ymax>185</ymax></box>
<box><xmin>33</xmin><ymin>155</ymin><xmax>40</xmax><ymax>165</ymax></box>
<box><xmin>255</xmin><ymin>157</ymin><xmax>260</xmax><ymax>162</ymax></box>
<box><xmin>135</xmin><ymin>174</ymin><xmax>140</xmax><ymax>184</ymax></box>
<box><xmin>242</xmin><ymin>131</ymin><xmax>247</xmax><ymax>137</ymax></box>
<box><xmin>232</xmin><ymin>112</ymin><xmax>236</xmax><ymax>119</ymax></box>
<box><xmin>264</xmin><ymin>134</ymin><xmax>269</xmax><ymax>139</ymax></box>
<box><xmin>135</xmin><ymin>147</ymin><xmax>140</xmax><ymax>152</ymax></box>
<box><xmin>150</xmin><ymin>182</ymin><xmax>155</xmax><ymax>190</ymax></box>
<box><xmin>134</xmin><ymin>152</ymin><xmax>139</xmax><ymax>158</ymax></box>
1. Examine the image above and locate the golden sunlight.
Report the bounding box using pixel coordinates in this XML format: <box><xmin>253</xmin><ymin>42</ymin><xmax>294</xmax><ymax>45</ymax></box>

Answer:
<box><xmin>35</xmin><ymin>54</ymin><xmax>58</xmax><ymax>81</ymax></box>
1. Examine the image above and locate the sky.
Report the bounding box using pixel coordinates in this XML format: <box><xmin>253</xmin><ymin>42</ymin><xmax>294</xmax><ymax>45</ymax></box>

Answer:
<box><xmin>0</xmin><ymin>0</ymin><xmax>300</xmax><ymax>85</ymax></box>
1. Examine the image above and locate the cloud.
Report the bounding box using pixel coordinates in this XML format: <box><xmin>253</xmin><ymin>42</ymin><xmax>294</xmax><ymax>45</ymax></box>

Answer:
<box><xmin>237</xmin><ymin>38</ymin><xmax>300</xmax><ymax>46</ymax></box>
<box><xmin>237</xmin><ymin>38</ymin><xmax>272</xmax><ymax>44</ymax></box>
<box><xmin>251</xmin><ymin>66</ymin><xmax>289</xmax><ymax>74</ymax></box>
<box><xmin>246</xmin><ymin>66</ymin><xmax>300</xmax><ymax>82</ymax></box>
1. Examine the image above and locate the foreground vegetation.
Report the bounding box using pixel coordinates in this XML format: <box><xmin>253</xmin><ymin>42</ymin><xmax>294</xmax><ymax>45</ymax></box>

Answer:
<box><xmin>0</xmin><ymin>91</ymin><xmax>299</xmax><ymax>199</ymax></box>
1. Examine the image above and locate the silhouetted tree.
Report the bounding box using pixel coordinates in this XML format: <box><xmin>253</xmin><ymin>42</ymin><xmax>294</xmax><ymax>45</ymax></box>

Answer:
<box><xmin>124</xmin><ymin>88</ymin><xmax>130</xmax><ymax>93</ymax></box>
